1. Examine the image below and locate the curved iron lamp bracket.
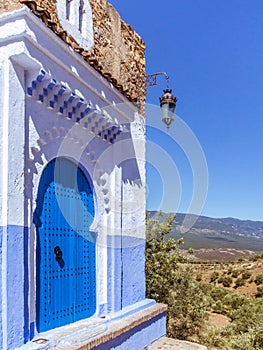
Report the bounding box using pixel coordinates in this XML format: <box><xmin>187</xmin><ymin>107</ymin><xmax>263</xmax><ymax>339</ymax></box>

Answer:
<box><xmin>145</xmin><ymin>72</ymin><xmax>170</xmax><ymax>96</ymax></box>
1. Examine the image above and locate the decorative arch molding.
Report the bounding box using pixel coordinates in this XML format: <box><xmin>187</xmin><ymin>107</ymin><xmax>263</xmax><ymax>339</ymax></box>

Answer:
<box><xmin>26</xmin><ymin>123</ymin><xmax>112</xmax><ymax>222</ymax></box>
<box><xmin>56</xmin><ymin>0</ymin><xmax>94</xmax><ymax>51</ymax></box>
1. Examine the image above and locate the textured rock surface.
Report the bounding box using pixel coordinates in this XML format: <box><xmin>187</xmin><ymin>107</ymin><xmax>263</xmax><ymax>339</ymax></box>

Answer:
<box><xmin>0</xmin><ymin>0</ymin><xmax>146</xmax><ymax>109</ymax></box>
<box><xmin>0</xmin><ymin>0</ymin><xmax>23</xmax><ymax>12</ymax></box>
<box><xmin>147</xmin><ymin>337</ymin><xmax>208</xmax><ymax>350</ymax></box>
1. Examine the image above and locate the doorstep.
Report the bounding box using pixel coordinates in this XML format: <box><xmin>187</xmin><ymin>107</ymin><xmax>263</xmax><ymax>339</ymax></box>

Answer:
<box><xmin>18</xmin><ymin>302</ymin><xmax>167</xmax><ymax>350</ymax></box>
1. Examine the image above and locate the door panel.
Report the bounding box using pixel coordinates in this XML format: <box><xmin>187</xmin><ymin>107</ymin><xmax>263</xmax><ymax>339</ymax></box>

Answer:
<box><xmin>35</xmin><ymin>158</ymin><xmax>96</xmax><ymax>332</ymax></box>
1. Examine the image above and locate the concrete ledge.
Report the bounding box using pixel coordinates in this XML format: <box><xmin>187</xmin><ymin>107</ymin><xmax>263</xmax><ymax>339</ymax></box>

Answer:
<box><xmin>84</xmin><ymin>303</ymin><xmax>167</xmax><ymax>350</ymax></box>
<box><xmin>18</xmin><ymin>303</ymin><xmax>167</xmax><ymax>350</ymax></box>
<box><xmin>147</xmin><ymin>337</ymin><xmax>208</xmax><ymax>350</ymax></box>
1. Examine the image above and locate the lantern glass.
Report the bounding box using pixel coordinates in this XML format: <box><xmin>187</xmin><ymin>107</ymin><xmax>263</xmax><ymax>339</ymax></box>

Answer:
<box><xmin>159</xmin><ymin>89</ymin><xmax>177</xmax><ymax>128</ymax></box>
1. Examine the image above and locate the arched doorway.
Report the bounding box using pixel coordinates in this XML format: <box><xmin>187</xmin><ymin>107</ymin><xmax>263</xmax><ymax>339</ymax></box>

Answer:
<box><xmin>34</xmin><ymin>158</ymin><xmax>96</xmax><ymax>332</ymax></box>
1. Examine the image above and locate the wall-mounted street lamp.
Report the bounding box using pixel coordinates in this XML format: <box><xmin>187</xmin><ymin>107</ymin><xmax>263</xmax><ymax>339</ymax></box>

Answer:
<box><xmin>145</xmin><ymin>72</ymin><xmax>177</xmax><ymax>129</ymax></box>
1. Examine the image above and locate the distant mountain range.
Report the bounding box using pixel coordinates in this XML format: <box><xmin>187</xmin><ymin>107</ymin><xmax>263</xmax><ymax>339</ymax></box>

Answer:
<box><xmin>148</xmin><ymin>211</ymin><xmax>263</xmax><ymax>252</ymax></box>
<box><xmin>173</xmin><ymin>213</ymin><xmax>263</xmax><ymax>238</ymax></box>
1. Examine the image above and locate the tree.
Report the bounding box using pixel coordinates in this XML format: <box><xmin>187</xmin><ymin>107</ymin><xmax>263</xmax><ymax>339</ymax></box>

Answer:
<box><xmin>145</xmin><ymin>211</ymin><xmax>209</xmax><ymax>340</ymax></box>
<box><xmin>146</xmin><ymin>210</ymin><xmax>176</xmax><ymax>242</ymax></box>
<box><xmin>145</xmin><ymin>211</ymin><xmax>185</xmax><ymax>302</ymax></box>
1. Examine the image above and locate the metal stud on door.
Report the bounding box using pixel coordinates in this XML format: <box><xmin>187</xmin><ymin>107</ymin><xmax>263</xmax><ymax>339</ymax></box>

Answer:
<box><xmin>34</xmin><ymin>158</ymin><xmax>96</xmax><ymax>332</ymax></box>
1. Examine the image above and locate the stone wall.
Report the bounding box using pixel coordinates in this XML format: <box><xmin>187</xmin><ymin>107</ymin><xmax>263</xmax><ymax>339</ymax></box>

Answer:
<box><xmin>0</xmin><ymin>0</ymin><xmax>23</xmax><ymax>12</ymax></box>
<box><xmin>0</xmin><ymin>0</ymin><xmax>146</xmax><ymax>109</ymax></box>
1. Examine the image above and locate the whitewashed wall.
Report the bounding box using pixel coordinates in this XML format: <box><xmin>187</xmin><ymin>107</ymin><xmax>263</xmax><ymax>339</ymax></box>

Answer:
<box><xmin>0</xmin><ymin>7</ymin><xmax>146</xmax><ymax>349</ymax></box>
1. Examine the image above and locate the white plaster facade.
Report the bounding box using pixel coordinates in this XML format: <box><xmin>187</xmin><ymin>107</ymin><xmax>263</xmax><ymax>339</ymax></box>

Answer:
<box><xmin>0</xmin><ymin>4</ymin><xmax>166</xmax><ymax>349</ymax></box>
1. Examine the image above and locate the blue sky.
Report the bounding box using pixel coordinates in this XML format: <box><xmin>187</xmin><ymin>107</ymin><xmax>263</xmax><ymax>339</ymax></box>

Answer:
<box><xmin>109</xmin><ymin>0</ymin><xmax>263</xmax><ymax>221</ymax></box>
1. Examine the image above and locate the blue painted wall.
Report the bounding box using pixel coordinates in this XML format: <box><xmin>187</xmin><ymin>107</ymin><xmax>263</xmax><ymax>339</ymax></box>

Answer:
<box><xmin>0</xmin><ymin>225</ymin><xmax>28</xmax><ymax>349</ymax></box>
<box><xmin>0</xmin><ymin>220</ymin><xmax>146</xmax><ymax>349</ymax></box>
<box><xmin>107</xmin><ymin>236</ymin><xmax>146</xmax><ymax>313</ymax></box>
<box><xmin>121</xmin><ymin>237</ymin><xmax>146</xmax><ymax>308</ymax></box>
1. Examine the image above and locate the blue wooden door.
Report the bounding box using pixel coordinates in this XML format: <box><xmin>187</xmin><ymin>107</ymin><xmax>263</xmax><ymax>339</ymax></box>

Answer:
<box><xmin>34</xmin><ymin>158</ymin><xmax>96</xmax><ymax>332</ymax></box>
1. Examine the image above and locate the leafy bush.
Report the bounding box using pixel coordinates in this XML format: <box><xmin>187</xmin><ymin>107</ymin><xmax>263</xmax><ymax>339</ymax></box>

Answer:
<box><xmin>166</xmin><ymin>267</ymin><xmax>209</xmax><ymax>339</ymax></box>
<box><xmin>227</xmin><ymin>267</ymin><xmax>233</xmax><ymax>275</ymax></box>
<box><xmin>229</xmin><ymin>299</ymin><xmax>263</xmax><ymax>332</ymax></box>
<box><xmin>199</xmin><ymin>328</ymin><xmax>227</xmax><ymax>348</ymax></box>
<box><xmin>256</xmin><ymin>287</ymin><xmax>263</xmax><ymax>298</ymax></box>
<box><xmin>222</xmin><ymin>276</ymin><xmax>233</xmax><ymax>288</ymax></box>
<box><xmin>211</xmin><ymin>300</ymin><xmax>224</xmax><ymax>314</ymax></box>
<box><xmin>145</xmin><ymin>211</ymin><xmax>263</xmax><ymax>349</ymax></box>
<box><xmin>145</xmin><ymin>211</ymin><xmax>209</xmax><ymax>340</ymax></box>
<box><xmin>254</xmin><ymin>330</ymin><xmax>263</xmax><ymax>348</ymax></box>
<box><xmin>242</xmin><ymin>271</ymin><xmax>252</xmax><ymax>280</ymax></box>
<box><xmin>209</xmin><ymin>285</ymin><xmax>229</xmax><ymax>303</ymax></box>
<box><xmin>231</xmin><ymin>270</ymin><xmax>240</xmax><ymax>278</ymax></box>
<box><xmin>187</xmin><ymin>247</ymin><xmax>194</xmax><ymax>254</ymax></box>
<box><xmin>199</xmin><ymin>285</ymin><xmax>263</xmax><ymax>349</ymax></box>
<box><xmin>218</xmin><ymin>275</ymin><xmax>224</xmax><ymax>284</ymax></box>
<box><xmin>234</xmin><ymin>277</ymin><xmax>246</xmax><ymax>288</ymax></box>
<box><xmin>222</xmin><ymin>293</ymin><xmax>245</xmax><ymax>311</ymax></box>
<box><xmin>210</xmin><ymin>271</ymin><xmax>219</xmax><ymax>283</ymax></box>
<box><xmin>249</xmin><ymin>254</ymin><xmax>262</xmax><ymax>262</ymax></box>
<box><xmin>255</xmin><ymin>274</ymin><xmax>263</xmax><ymax>285</ymax></box>
<box><xmin>196</xmin><ymin>273</ymin><xmax>202</xmax><ymax>282</ymax></box>
<box><xmin>227</xmin><ymin>331</ymin><xmax>257</xmax><ymax>350</ymax></box>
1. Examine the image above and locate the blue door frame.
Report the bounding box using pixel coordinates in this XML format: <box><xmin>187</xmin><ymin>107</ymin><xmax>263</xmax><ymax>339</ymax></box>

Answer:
<box><xmin>34</xmin><ymin>158</ymin><xmax>96</xmax><ymax>332</ymax></box>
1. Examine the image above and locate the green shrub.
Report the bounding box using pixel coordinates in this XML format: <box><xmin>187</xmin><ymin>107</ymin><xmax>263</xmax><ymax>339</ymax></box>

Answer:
<box><xmin>242</xmin><ymin>271</ymin><xmax>252</xmax><ymax>280</ymax></box>
<box><xmin>196</xmin><ymin>273</ymin><xmax>202</xmax><ymax>282</ymax></box>
<box><xmin>255</xmin><ymin>274</ymin><xmax>263</xmax><ymax>285</ymax></box>
<box><xmin>222</xmin><ymin>276</ymin><xmax>233</xmax><ymax>288</ymax></box>
<box><xmin>210</xmin><ymin>271</ymin><xmax>219</xmax><ymax>283</ymax></box>
<box><xmin>234</xmin><ymin>277</ymin><xmax>246</xmax><ymax>288</ymax></box>
<box><xmin>249</xmin><ymin>254</ymin><xmax>261</xmax><ymax>262</ymax></box>
<box><xmin>199</xmin><ymin>328</ymin><xmax>227</xmax><ymax>348</ymax></box>
<box><xmin>210</xmin><ymin>286</ymin><xmax>229</xmax><ymax>302</ymax></box>
<box><xmin>230</xmin><ymin>301</ymin><xmax>263</xmax><ymax>333</ymax></box>
<box><xmin>222</xmin><ymin>293</ymin><xmax>245</xmax><ymax>311</ymax></box>
<box><xmin>218</xmin><ymin>275</ymin><xmax>224</xmax><ymax>284</ymax></box>
<box><xmin>227</xmin><ymin>267</ymin><xmax>233</xmax><ymax>275</ymax></box>
<box><xmin>232</xmin><ymin>270</ymin><xmax>240</xmax><ymax>278</ymax></box>
<box><xmin>145</xmin><ymin>211</ymin><xmax>263</xmax><ymax>348</ymax></box>
<box><xmin>187</xmin><ymin>247</ymin><xmax>194</xmax><ymax>254</ymax></box>
<box><xmin>212</xmin><ymin>300</ymin><xmax>224</xmax><ymax>313</ymax></box>
<box><xmin>228</xmin><ymin>330</ymin><xmax>257</xmax><ymax>350</ymax></box>
<box><xmin>255</xmin><ymin>286</ymin><xmax>263</xmax><ymax>298</ymax></box>
<box><xmin>254</xmin><ymin>330</ymin><xmax>263</xmax><ymax>348</ymax></box>
<box><xmin>145</xmin><ymin>211</ymin><xmax>209</xmax><ymax>340</ymax></box>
